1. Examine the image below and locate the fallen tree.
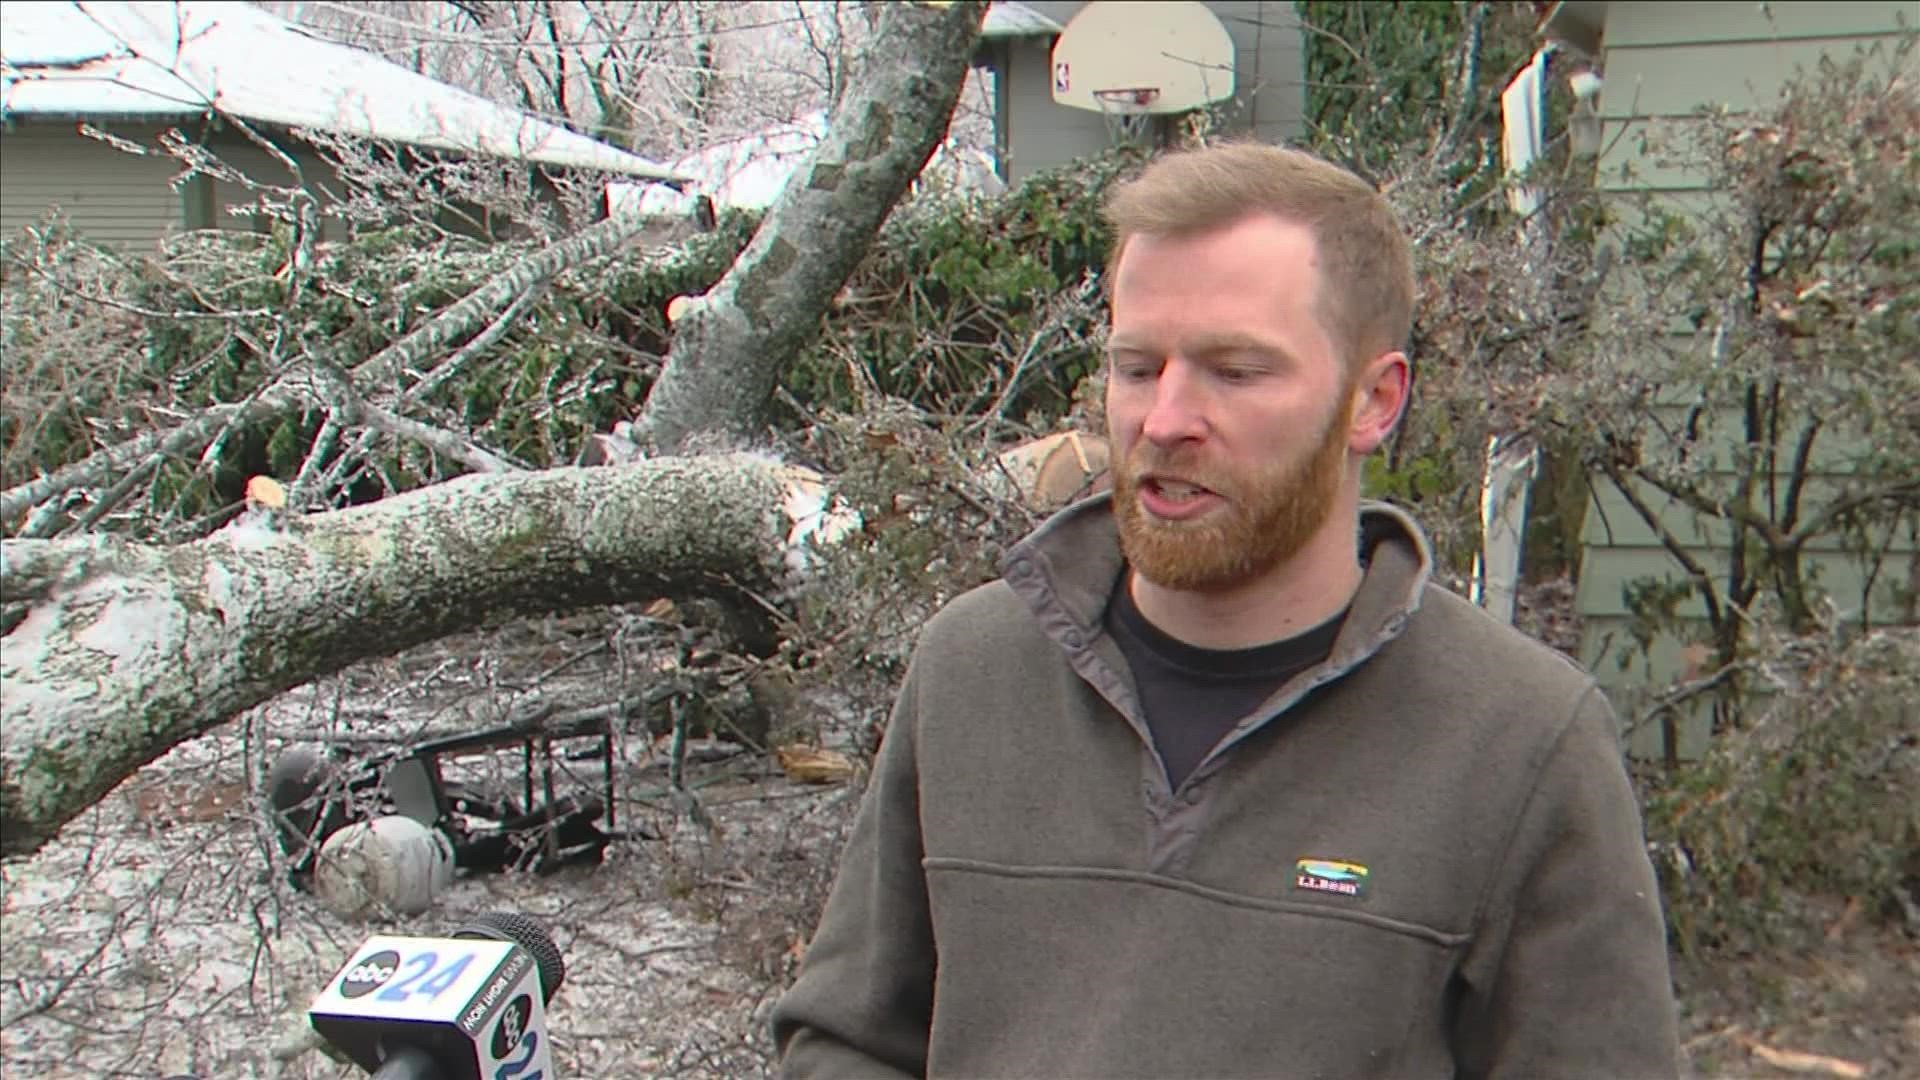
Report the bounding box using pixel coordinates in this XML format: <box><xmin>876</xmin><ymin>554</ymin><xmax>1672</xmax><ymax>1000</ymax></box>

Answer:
<box><xmin>0</xmin><ymin>0</ymin><xmax>988</xmax><ymax>857</ymax></box>
<box><xmin>0</xmin><ymin>454</ymin><xmax>857</xmax><ymax>856</ymax></box>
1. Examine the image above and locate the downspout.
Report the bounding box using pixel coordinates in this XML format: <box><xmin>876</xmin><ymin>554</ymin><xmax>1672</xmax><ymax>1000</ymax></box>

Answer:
<box><xmin>1471</xmin><ymin>45</ymin><xmax>1555</xmax><ymax>624</ymax></box>
<box><xmin>994</xmin><ymin>40</ymin><xmax>1012</xmax><ymax>184</ymax></box>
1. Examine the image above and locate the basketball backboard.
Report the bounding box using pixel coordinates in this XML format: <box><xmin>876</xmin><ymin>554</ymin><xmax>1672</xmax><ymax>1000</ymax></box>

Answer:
<box><xmin>1049</xmin><ymin>1</ymin><xmax>1236</xmax><ymax>116</ymax></box>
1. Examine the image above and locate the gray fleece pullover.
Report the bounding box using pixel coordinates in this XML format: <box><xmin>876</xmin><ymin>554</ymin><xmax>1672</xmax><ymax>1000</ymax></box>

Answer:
<box><xmin>773</xmin><ymin>498</ymin><xmax>1682</xmax><ymax>1078</ymax></box>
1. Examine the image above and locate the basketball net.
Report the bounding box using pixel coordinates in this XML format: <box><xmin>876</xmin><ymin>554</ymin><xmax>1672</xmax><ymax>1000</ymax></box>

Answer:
<box><xmin>1093</xmin><ymin>87</ymin><xmax>1160</xmax><ymax>148</ymax></box>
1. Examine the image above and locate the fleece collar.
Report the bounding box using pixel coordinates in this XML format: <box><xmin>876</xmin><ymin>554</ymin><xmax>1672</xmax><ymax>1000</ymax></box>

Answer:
<box><xmin>999</xmin><ymin>494</ymin><xmax>1435</xmax><ymax>668</ymax></box>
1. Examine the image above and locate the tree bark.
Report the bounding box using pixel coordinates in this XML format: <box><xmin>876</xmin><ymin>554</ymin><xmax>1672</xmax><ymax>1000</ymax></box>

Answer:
<box><xmin>631</xmin><ymin>0</ymin><xmax>988</xmax><ymax>451</ymax></box>
<box><xmin>0</xmin><ymin>1</ymin><xmax>988</xmax><ymax>858</ymax></box>
<box><xmin>0</xmin><ymin>454</ymin><xmax>827</xmax><ymax>857</ymax></box>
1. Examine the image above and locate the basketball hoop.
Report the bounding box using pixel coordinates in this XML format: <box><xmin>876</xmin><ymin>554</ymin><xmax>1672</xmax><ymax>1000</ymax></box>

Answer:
<box><xmin>1092</xmin><ymin>86</ymin><xmax>1161</xmax><ymax>147</ymax></box>
<box><xmin>1050</xmin><ymin>3</ymin><xmax>1234</xmax><ymax>151</ymax></box>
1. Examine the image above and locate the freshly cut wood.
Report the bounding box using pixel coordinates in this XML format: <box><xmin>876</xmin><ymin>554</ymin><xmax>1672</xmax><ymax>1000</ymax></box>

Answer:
<box><xmin>1742</xmin><ymin>1037</ymin><xmax>1867</xmax><ymax>1078</ymax></box>
<box><xmin>995</xmin><ymin>430</ymin><xmax>1111</xmax><ymax>509</ymax></box>
<box><xmin>776</xmin><ymin>745</ymin><xmax>857</xmax><ymax>785</ymax></box>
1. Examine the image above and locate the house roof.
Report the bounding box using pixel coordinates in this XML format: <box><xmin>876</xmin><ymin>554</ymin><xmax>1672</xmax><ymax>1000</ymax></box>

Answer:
<box><xmin>0</xmin><ymin>1</ymin><xmax>684</xmax><ymax>180</ymax></box>
<box><xmin>982</xmin><ymin>2</ymin><xmax>1065</xmax><ymax>39</ymax></box>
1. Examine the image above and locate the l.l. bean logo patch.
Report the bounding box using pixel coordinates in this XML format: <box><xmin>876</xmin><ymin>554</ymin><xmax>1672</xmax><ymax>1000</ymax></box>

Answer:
<box><xmin>1295</xmin><ymin>858</ymin><xmax>1369</xmax><ymax>899</ymax></box>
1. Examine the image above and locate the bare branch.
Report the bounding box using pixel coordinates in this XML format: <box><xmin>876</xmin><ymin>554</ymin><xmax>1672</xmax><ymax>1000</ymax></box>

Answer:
<box><xmin>349</xmin><ymin>400</ymin><xmax>519</xmax><ymax>473</ymax></box>
<box><xmin>3</xmin><ymin>400</ymin><xmax>278</xmax><ymax>526</ymax></box>
<box><xmin>3</xmin><ymin>213</ymin><xmax>647</xmax><ymax>528</ymax></box>
<box><xmin>354</xmin><ymin>209</ymin><xmax>653</xmax><ymax>385</ymax></box>
<box><xmin>1604</xmin><ymin>463</ymin><xmax>1731</xmax><ymax>640</ymax></box>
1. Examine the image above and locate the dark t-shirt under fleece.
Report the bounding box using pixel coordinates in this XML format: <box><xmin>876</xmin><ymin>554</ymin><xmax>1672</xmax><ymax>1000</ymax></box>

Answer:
<box><xmin>1106</xmin><ymin>581</ymin><xmax>1346</xmax><ymax>790</ymax></box>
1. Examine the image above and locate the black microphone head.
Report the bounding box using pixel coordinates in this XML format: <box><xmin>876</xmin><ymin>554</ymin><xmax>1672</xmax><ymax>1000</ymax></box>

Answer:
<box><xmin>454</xmin><ymin>911</ymin><xmax>564</xmax><ymax>1003</ymax></box>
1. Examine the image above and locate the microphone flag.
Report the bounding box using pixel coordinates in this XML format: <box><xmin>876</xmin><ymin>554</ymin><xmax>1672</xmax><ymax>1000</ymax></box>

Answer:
<box><xmin>309</xmin><ymin>933</ymin><xmax>553</xmax><ymax>1079</ymax></box>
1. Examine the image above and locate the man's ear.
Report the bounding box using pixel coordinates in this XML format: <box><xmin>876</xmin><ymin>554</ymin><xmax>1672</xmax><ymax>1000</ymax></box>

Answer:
<box><xmin>1347</xmin><ymin>351</ymin><xmax>1411</xmax><ymax>455</ymax></box>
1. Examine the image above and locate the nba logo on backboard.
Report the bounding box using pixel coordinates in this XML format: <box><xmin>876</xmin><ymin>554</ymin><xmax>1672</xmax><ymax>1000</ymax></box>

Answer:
<box><xmin>1048</xmin><ymin>1</ymin><xmax>1235</xmax><ymax>118</ymax></box>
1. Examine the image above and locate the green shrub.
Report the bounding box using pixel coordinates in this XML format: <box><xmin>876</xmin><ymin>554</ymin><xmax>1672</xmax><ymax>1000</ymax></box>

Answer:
<box><xmin>1644</xmin><ymin>624</ymin><xmax>1920</xmax><ymax>956</ymax></box>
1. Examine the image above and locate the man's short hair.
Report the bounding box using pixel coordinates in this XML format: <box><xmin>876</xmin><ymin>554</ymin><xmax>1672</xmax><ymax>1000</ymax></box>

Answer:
<box><xmin>1102</xmin><ymin>141</ymin><xmax>1416</xmax><ymax>369</ymax></box>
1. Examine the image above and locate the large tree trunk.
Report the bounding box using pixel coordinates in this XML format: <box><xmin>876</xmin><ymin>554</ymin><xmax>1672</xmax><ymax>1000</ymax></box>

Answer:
<box><xmin>0</xmin><ymin>455</ymin><xmax>839</xmax><ymax>857</ymax></box>
<box><xmin>0</xmin><ymin>2</ymin><xmax>985</xmax><ymax>859</ymax></box>
<box><xmin>632</xmin><ymin>0</ymin><xmax>988</xmax><ymax>451</ymax></box>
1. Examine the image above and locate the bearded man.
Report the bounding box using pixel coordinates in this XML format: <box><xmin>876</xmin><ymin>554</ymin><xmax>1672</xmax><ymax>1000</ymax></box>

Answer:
<box><xmin>772</xmin><ymin>142</ymin><xmax>1682</xmax><ymax>1079</ymax></box>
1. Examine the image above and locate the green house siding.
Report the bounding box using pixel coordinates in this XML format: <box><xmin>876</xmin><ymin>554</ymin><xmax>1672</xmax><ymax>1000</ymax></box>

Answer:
<box><xmin>1594</xmin><ymin>3</ymin><xmax>1919</xmax><ymax>191</ymax></box>
<box><xmin>1597</xmin><ymin>1</ymin><xmax>1917</xmax><ymax>48</ymax></box>
<box><xmin>0</xmin><ymin>122</ymin><xmax>193</xmax><ymax>247</ymax></box>
<box><xmin>1568</xmin><ymin>1</ymin><xmax>1919</xmax><ymax>758</ymax></box>
<box><xmin>201</xmin><ymin>134</ymin><xmax>344</xmax><ymax>239</ymax></box>
<box><xmin>0</xmin><ymin>120</ymin><xmax>351</xmax><ymax>247</ymax></box>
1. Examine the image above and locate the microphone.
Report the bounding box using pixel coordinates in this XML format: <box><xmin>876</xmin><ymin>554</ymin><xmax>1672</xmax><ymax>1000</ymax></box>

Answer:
<box><xmin>308</xmin><ymin>911</ymin><xmax>565</xmax><ymax>1079</ymax></box>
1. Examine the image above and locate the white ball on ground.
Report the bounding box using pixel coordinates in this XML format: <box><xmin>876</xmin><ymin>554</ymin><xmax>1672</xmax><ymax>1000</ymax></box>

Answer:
<box><xmin>311</xmin><ymin>815</ymin><xmax>454</xmax><ymax>918</ymax></box>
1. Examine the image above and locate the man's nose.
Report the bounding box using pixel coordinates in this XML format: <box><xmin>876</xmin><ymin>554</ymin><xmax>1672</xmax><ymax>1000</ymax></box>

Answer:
<box><xmin>1140</xmin><ymin>360</ymin><xmax>1208</xmax><ymax>447</ymax></box>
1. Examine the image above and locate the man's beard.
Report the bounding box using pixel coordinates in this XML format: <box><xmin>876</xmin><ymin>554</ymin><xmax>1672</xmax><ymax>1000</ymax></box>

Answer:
<box><xmin>1111</xmin><ymin>396</ymin><xmax>1352</xmax><ymax>593</ymax></box>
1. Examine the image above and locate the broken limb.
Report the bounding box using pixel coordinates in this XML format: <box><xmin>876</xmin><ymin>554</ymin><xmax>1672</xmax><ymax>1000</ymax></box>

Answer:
<box><xmin>0</xmin><ymin>211</ymin><xmax>651</xmax><ymax>532</ymax></box>
<box><xmin>0</xmin><ymin>453</ymin><xmax>835</xmax><ymax>857</ymax></box>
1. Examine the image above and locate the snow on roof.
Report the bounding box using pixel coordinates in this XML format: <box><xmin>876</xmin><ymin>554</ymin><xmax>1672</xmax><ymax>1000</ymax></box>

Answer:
<box><xmin>616</xmin><ymin>112</ymin><xmax>830</xmax><ymax>216</ymax></box>
<box><xmin>982</xmin><ymin>2</ymin><xmax>1065</xmax><ymax>39</ymax></box>
<box><xmin>0</xmin><ymin>0</ymin><xmax>123</xmax><ymax>65</ymax></box>
<box><xmin>0</xmin><ymin>1</ymin><xmax>684</xmax><ymax>180</ymax></box>
<box><xmin>605</xmin><ymin>110</ymin><xmax>1002</xmax><ymax>218</ymax></box>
